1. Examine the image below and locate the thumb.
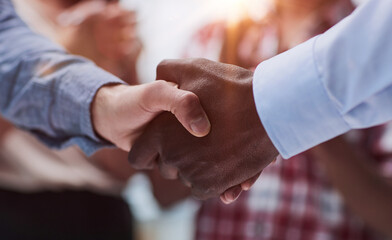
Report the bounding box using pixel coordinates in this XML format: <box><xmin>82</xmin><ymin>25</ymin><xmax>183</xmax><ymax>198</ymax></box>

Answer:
<box><xmin>141</xmin><ymin>80</ymin><xmax>211</xmax><ymax>137</ymax></box>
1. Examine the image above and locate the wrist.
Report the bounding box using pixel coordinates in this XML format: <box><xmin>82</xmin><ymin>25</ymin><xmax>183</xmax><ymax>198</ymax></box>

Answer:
<box><xmin>91</xmin><ymin>83</ymin><xmax>127</xmax><ymax>143</ymax></box>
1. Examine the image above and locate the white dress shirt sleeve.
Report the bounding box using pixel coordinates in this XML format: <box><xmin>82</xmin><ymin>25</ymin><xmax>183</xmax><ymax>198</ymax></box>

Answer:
<box><xmin>253</xmin><ymin>0</ymin><xmax>392</xmax><ymax>158</ymax></box>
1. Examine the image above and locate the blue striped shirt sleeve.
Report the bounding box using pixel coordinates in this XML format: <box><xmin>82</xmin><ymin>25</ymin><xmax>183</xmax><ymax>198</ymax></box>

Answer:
<box><xmin>0</xmin><ymin>0</ymin><xmax>124</xmax><ymax>155</ymax></box>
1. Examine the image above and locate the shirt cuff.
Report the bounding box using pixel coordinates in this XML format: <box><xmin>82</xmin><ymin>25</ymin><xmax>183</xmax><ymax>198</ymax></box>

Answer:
<box><xmin>78</xmin><ymin>67</ymin><xmax>123</xmax><ymax>154</ymax></box>
<box><xmin>252</xmin><ymin>36</ymin><xmax>350</xmax><ymax>158</ymax></box>
<box><xmin>30</xmin><ymin>65</ymin><xmax>122</xmax><ymax>156</ymax></box>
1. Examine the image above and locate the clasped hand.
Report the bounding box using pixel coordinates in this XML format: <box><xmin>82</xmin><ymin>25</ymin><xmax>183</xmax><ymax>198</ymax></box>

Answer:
<box><xmin>129</xmin><ymin>58</ymin><xmax>278</xmax><ymax>203</ymax></box>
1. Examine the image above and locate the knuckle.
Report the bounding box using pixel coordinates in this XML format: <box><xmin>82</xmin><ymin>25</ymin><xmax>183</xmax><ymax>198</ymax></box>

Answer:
<box><xmin>192</xmin><ymin>188</ymin><xmax>210</xmax><ymax>201</ymax></box>
<box><xmin>129</xmin><ymin>162</ymin><xmax>144</xmax><ymax>170</ymax></box>
<box><xmin>156</xmin><ymin>59</ymin><xmax>172</xmax><ymax>78</ymax></box>
<box><xmin>128</xmin><ymin>158</ymin><xmax>147</xmax><ymax>170</ymax></box>
<box><xmin>170</xmin><ymin>91</ymin><xmax>199</xmax><ymax>117</ymax></box>
<box><xmin>191</xmin><ymin>188</ymin><xmax>205</xmax><ymax>201</ymax></box>
<box><xmin>152</xmin><ymin>80</ymin><xmax>168</xmax><ymax>89</ymax></box>
<box><xmin>194</xmin><ymin>58</ymin><xmax>206</xmax><ymax>64</ymax></box>
<box><xmin>192</xmin><ymin>58</ymin><xmax>210</xmax><ymax>66</ymax></box>
<box><xmin>139</xmin><ymin>81</ymin><xmax>167</xmax><ymax>110</ymax></box>
<box><xmin>177</xmin><ymin>92</ymin><xmax>199</xmax><ymax>110</ymax></box>
<box><xmin>128</xmin><ymin>149</ymin><xmax>158</xmax><ymax>170</ymax></box>
<box><xmin>191</xmin><ymin>181</ymin><xmax>218</xmax><ymax>201</ymax></box>
<box><xmin>158</xmin><ymin>59</ymin><xmax>171</xmax><ymax>67</ymax></box>
<box><xmin>129</xmin><ymin>156</ymin><xmax>147</xmax><ymax>169</ymax></box>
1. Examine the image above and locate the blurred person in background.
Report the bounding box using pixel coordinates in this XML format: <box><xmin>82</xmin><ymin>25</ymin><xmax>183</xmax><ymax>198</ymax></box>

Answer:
<box><xmin>13</xmin><ymin>0</ymin><xmax>142</xmax><ymax>84</ymax></box>
<box><xmin>182</xmin><ymin>0</ymin><xmax>392</xmax><ymax>239</ymax></box>
<box><xmin>0</xmin><ymin>0</ymin><xmax>140</xmax><ymax>239</ymax></box>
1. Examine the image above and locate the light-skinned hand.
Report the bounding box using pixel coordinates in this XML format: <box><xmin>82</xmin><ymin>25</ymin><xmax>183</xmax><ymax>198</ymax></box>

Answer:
<box><xmin>92</xmin><ymin>80</ymin><xmax>211</xmax><ymax>152</ymax></box>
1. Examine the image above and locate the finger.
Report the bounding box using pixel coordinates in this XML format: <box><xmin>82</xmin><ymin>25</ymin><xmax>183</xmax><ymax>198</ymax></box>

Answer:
<box><xmin>240</xmin><ymin>172</ymin><xmax>262</xmax><ymax>191</ymax></box>
<box><xmin>156</xmin><ymin>58</ymin><xmax>209</xmax><ymax>85</ymax></box>
<box><xmin>116</xmin><ymin>40</ymin><xmax>140</xmax><ymax>57</ymax></box>
<box><xmin>141</xmin><ymin>80</ymin><xmax>211</xmax><ymax>137</ymax></box>
<box><xmin>156</xmin><ymin>58</ymin><xmax>219</xmax><ymax>86</ymax></box>
<box><xmin>106</xmin><ymin>2</ymin><xmax>123</xmax><ymax>17</ymax></box>
<box><xmin>117</xmin><ymin>12</ymin><xmax>138</xmax><ymax>26</ymax></box>
<box><xmin>118</xmin><ymin>26</ymin><xmax>138</xmax><ymax>42</ymax></box>
<box><xmin>220</xmin><ymin>185</ymin><xmax>243</xmax><ymax>204</ymax></box>
<box><xmin>156</xmin><ymin>59</ymin><xmax>182</xmax><ymax>84</ymax></box>
<box><xmin>107</xmin><ymin>13</ymin><xmax>137</xmax><ymax>30</ymax></box>
<box><xmin>128</xmin><ymin>135</ymin><xmax>159</xmax><ymax>170</ymax></box>
<box><xmin>178</xmin><ymin>173</ymin><xmax>192</xmax><ymax>188</ymax></box>
<box><xmin>191</xmin><ymin>187</ymin><xmax>215</xmax><ymax>201</ymax></box>
<box><xmin>158</xmin><ymin>162</ymin><xmax>179</xmax><ymax>180</ymax></box>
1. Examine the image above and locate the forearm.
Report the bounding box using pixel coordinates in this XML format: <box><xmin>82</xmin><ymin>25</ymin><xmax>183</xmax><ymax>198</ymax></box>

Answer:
<box><xmin>312</xmin><ymin>136</ymin><xmax>392</xmax><ymax>237</ymax></box>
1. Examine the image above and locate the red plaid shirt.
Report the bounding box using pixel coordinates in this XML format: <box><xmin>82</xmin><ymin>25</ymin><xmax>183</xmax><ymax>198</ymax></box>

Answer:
<box><xmin>183</xmin><ymin>1</ymin><xmax>392</xmax><ymax>239</ymax></box>
<box><xmin>195</xmin><ymin>127</ymin><xmax>392</xmax><ymax>240</ymax></box>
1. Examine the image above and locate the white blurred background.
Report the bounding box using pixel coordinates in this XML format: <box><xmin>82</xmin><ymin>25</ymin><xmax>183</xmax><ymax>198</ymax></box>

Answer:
<box><xmin>121</xmin><ymin>0</ymin><xmax>364</xmax><ymax>84</ymax></box>
<box><xmin>121</xmin><ymin>0</ymin><xmax>272</xmax><ymax>83</ymax></box>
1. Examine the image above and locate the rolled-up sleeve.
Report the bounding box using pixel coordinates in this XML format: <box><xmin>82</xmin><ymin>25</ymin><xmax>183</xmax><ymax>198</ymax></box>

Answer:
<box><xmin>0</xmin><ymin>0</ymin><xmax>123</xmax><ymax>155</ymax></box>
<box><xmin>253</xmin><ymin>0</ymin><xmax>392</xmax><ymax>158</ymax></box>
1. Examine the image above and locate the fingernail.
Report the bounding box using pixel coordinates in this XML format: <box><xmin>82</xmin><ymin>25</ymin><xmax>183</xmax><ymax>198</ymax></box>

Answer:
<box><xmin>225</xmin><ymin>187</ymin><xmax>242</xmax><ymax>203</ymax></box>
<box><xmin>190</xmin><ymin>116</ymin><xmax>211</xmax><ymax>137</ymax></box>
<box><xmin>241</xmin><ymin>183</ymin><xmax>250</xmax><ymax>191</ymax></box>
<box><xmin>220</xmin><ymin>195</ymin><xmax>230</xmax><ymax>205</ymax></box>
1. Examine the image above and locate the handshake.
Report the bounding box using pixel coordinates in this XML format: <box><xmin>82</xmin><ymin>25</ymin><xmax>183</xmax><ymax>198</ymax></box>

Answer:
<box><xmin>93</xmin><ymin>58</ymin><xmax>278</xmax><ymax>203</ymax></box>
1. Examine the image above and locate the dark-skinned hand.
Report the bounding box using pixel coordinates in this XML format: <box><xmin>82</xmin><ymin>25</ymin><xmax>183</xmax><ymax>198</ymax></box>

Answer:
<box><xmin>128</xmin><ymin>58</ymin><xmax>278</xmax><ymax>202</ymax></box>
